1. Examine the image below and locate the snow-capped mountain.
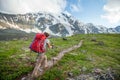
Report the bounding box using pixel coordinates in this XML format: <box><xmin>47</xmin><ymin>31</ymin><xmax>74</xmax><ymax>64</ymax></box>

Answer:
<box><xmin>115</xmin><ymin>26</ymin><xmax>120</xmax><ymax>32</ymax></box>
<box><xmin>0</xmin><ymin>12</ymin><xmax>119</xmax><ymax>37</ymax></box>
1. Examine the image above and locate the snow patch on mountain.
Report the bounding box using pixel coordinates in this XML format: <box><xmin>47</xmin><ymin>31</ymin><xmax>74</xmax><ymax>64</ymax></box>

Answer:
<box><xmin>0</xmin><ymin>12</ymin><xmax>120</xmax><ymax>37</ymax></box>
<box><xmin>0</xmin><ymin>25</ymin><xmax>6</xmax><ymax>29</ymax></box>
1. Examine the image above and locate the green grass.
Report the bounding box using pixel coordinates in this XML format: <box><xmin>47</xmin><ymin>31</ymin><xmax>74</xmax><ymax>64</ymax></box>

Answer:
<box><xmin>0</xmin><ymin>34</ymin><xmax>120</xmax><ymax>80</ymax></box>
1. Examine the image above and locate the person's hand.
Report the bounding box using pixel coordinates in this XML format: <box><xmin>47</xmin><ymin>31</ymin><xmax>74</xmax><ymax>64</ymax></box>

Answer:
<box><xmin>47</xmin><ymin>43</ymin><xmax>52</xmax><ymax>49</ymax></box>
<box><xmin>50</xmin><ymin>45</ymin><xmax>52</xmax><ymax>49</ymax></box>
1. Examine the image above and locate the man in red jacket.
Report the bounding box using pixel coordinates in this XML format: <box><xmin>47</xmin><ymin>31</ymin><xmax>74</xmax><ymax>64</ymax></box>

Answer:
<box><xmin>30</xmin><ymin>32</ymin><xmax>52</xmax><ymax>78</ymax></box>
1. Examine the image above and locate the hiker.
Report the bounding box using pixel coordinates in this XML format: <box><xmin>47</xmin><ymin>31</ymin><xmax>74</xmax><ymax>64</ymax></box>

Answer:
<box><xmin>29</xmin><ymin>32</ymin><xmax>52</xmax><ymax>77</ymax></box>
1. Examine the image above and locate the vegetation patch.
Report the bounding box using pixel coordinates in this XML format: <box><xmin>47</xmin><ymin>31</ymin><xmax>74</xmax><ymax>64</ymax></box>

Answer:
<box><xmin>0</xmin><ymin>34</ymin><xmax>120</xmax><ymax>80</ymax></box>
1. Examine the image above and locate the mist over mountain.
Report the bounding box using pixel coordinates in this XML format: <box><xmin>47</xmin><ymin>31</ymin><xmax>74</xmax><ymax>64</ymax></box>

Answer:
<box><xmin>0</xmin><ymin>12</ymin><xmax>119</xmax><ymax>37</ymax></box>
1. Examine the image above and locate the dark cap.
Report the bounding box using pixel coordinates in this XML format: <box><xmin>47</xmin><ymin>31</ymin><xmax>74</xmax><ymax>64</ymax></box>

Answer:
<box><xmin>44</xmin><ymin>32</ymin><xmax>50</xmax><ymax>37</ymax></box>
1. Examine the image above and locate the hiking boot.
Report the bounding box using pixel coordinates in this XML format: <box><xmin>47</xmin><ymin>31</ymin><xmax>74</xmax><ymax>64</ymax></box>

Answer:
<box><xmin>38</xmin><ymin>68</ymin><xmax>43</xmax><ymax>72</ymax></box>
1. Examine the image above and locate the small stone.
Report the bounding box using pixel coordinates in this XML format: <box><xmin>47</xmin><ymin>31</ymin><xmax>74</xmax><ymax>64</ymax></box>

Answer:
<box><xmin>96</xmin><ymin>41</ymin><xmax>104</xmax><ymax>46</ymax></box>
<box><xmin>93</xmin><ymin>68</ymin><xmax>102</xmax><ymax>74</ymax></box>
<box><xmin>53</xmin><ymin>57</ymin><xmax>58</xmax><ymax>61</ymax></box>
<box><xmin>68</xmin><ymin>72</ymin><xmax>73</xmax><ymax>77</ymax></box>
<box><xmin>21</xmin><ymin>77</ymin><xmax>26</xmax><ymax>80</ymax></box>
<box><xmin>66</xmin><ymin>78</ymin><xmax>74</xmax><ymax>80</ymax></box>
<box><xmin>82</xmin><ymin>66</ymin><xmax>87</xmax><ymax>72</ymax></box>
<box><xmin>87</xmin><ymin>77</ymin><xmax>95</xmax><ymax>80</ymax></box>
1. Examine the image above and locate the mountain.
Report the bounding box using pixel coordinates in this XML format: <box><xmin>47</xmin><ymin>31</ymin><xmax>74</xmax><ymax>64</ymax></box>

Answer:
<box><xmin>0</xmin><ymin>12</ymin><xmax>119</xmax><ymax>37</ymax></box>
<box><xmin>115</xmin><ymin>26</ymin><xmax>120</xmax><ymax>32</ymax></box>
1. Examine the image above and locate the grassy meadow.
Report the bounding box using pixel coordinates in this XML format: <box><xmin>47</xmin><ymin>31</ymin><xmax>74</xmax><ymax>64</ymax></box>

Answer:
<box><xmin>0</xmin><ymin>34</ymin><xmax>120</xmax><ymax>80</ymax></box>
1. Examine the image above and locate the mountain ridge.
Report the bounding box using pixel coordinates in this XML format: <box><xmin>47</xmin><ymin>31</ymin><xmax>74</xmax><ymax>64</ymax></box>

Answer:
<box><xmin>0</xmin><ymin>12</ymin><xmax>119</xmax><ymax>37</ymax></box>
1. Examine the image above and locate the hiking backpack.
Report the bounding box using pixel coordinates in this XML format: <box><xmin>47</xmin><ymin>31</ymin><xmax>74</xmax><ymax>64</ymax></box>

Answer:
<box><xmin>29</xmin><ymin>33</ymin><xmax>46</xmax><ymax>53</ymax></box>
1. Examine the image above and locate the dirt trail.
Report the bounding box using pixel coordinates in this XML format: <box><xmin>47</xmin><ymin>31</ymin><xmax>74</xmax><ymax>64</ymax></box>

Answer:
<box><xmin>21</xmin><ymin>40</ymin><xmax>83</xmax><ymax>80</ymax></box>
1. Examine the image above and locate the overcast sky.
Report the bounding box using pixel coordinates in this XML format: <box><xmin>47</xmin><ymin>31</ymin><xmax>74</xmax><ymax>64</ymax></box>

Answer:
<box><xmin>0</xmin><ymin>0</ymin><xmax>120</xmax><ymax>28</ymax></box>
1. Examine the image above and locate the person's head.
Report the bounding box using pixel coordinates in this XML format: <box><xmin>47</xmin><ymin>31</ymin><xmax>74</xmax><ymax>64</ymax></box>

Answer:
<box><xmin>44</xmin><ymin>32</ymin><xmax>50</xmax><ymax>37</ymax></box>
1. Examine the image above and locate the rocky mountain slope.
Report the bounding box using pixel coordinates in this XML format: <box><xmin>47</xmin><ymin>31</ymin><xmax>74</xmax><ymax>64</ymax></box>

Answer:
<box><xmin>0</xmin><ymin>12</ymin><xmax>119</xmax><ymax>37</ymax></box>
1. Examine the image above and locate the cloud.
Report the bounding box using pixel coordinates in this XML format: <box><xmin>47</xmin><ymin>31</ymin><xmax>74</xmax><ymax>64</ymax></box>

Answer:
<box><xmin>0</xmin><ymin>0</ymin><xmax>67</xmax><ymax>14</ymax></box>
<box><xmin>70</xmin><ymin>4</ymin><xmax>80</xmax><ymax>12</ymax></box>
<box><xmin>101</xmin><ymin>0</ymin><xmax>120</xmax><ymax>24</ymax></box>
<box><xmin>69</xmin><ymin>0</ymin><xmax>82</xmax><ymax>13</ymax></box>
